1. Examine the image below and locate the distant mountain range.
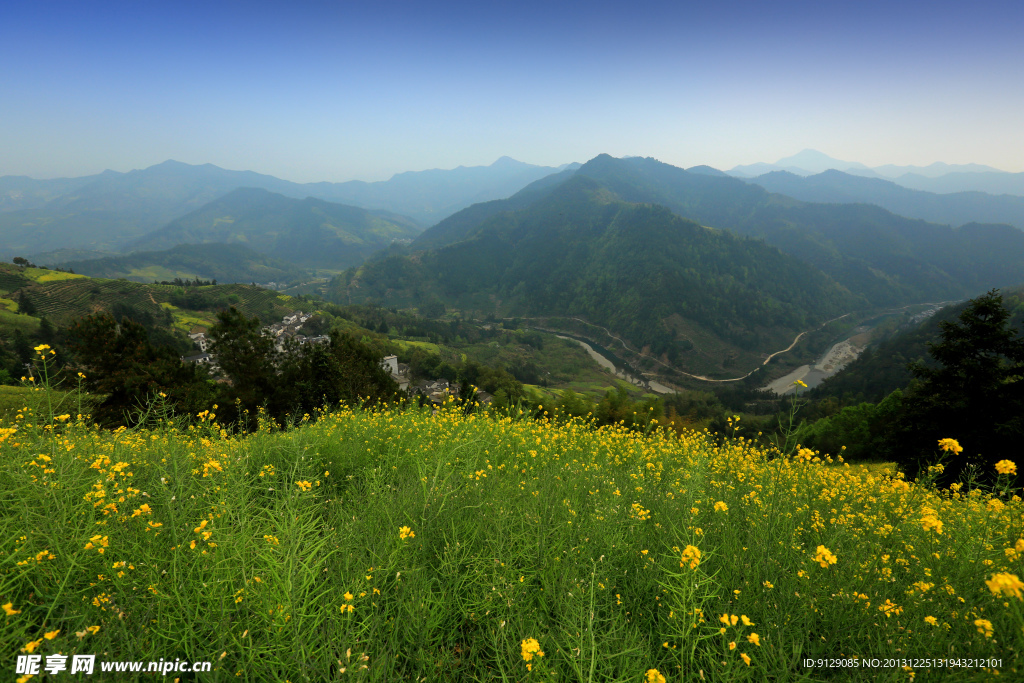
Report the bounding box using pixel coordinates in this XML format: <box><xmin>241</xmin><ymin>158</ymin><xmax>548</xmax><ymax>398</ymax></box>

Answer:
<box><xmin>127</xmin><ymin>188</ymin><xmax>420</xmax><ymax>270</ymax></box>
<box><xmin>329</xmin><ymin>154</ymin><xmax>1024</xmax><ymax>378</ymax></box>
<box><xmin>728</xmin><ymin>149</ymin><xmax>1024</xmax><ymax>196</ymax></box>
<box><xmin>0</xmin><ymin>157</ymin><xmax>577</xmax><ymax>259</ymax></box>
<box><xmin>747</xmin><ymin>169</ymin><xmax>1024</xmax><ymax>230</ymax></box>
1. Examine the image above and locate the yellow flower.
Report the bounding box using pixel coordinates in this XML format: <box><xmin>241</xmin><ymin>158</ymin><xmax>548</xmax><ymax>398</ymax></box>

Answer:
<box><xmin>344</xmin><ymin>592</ymin><xmax>354</xmax><ymax>601</ymax></box>
<box><xmin>399</xmin><ymin>526</ymin><xmax>415</xmax><ymax>540</ymax></box>
<box><xmin>646</xmin><ymin>669</ymin><xmax>666</xmax><ymax>683</ymax></box>
<box><xmin>995</xmin><ymin>460</ymin><xmax>1017</xmax><ymax>475</ymax></box>
<box><xmin>714</xmin><ymin>501</ymin><xmax>728</xmax><ymax>512</ymax></box>
<box><xmin>985</xmin><ymin>573</ymin><xmax>1024</xmax><ymax>600</ymax></box>
<box><xmin>44</xmin><ymin>629</ymin><xmax>60</xmax><ymax>640</ymax></box>
<box><xmin>521</xmin><ymin>637</ymin><xmax>544</xmax><ymax>665</ymax></box>
<box><xmin>924</xmin><ymin>616</ymin><xmax>938</xmax><ymax>626</ymax></box>
<box><xmin>793</xmin><ymin>379</ymin><xmax>808</xmax><ymax>388</ymax></box>
<box><xmin>878</xmin><ymin>599</ymin><xmax>902</xmax><ymax>617</ymax></box>
<box><xmin>729</xmin><ymin>641</ymin><xmax>737</xmax><ymax>650</ymax></box>
<box><xmin>747</xmin><ymin>633</ymin><xmax>760</xmax><ymax>646</ymax></box>
<box><xmin>22</xmin><ymin>638</ymin><xmax>43</xmax><ymax>653</ymax></box>
<box><xmin>937</xmin><ymin>438</ymin><xmax>962</xmax><ymax>455</ymax></box>
<box><xmin>296</xmin><ymin>480</ymin><xmax>312</xmax><ymax>491</ymax></box>
<box><xmin>680</xmin><ymin>545</ymin><xmax>701</xmax><ymax>570</ymax></box>
<box><xmin>740</xmin><ymin>615</ymin><xmax>753</xmax><ymax>626</ymax></box>
<box><xmin>920</xmin><ymin>514</ymin><xmax>944</xmax><ymax>534</ymax></box>
<box><xmin>264</xmin><ymin>535</ymin><xmax>280</xmax><ymax>546</ymax></box>
<box><xmin>763</xmin><ymin>581</ymin><xmax>774</xmax><ymax>589</ymax></box>
<box><xmin>813</xmin><ymin>545</ymin><xmax>837</xmax><ymax>568</ymax></box>
<box><xmin>974</xmin><ymin>618</ymin><xmax>993</xmax><ymax>638</ymax></box>
<box><xmin>3</xmin><ymin>602</ymin><xmax>20</xmax><ymax>616</ymax></box>
<box><xmin>740</xmin><ymin>652</ymin><xmax>752</xmax><ymax>666</ymax></box>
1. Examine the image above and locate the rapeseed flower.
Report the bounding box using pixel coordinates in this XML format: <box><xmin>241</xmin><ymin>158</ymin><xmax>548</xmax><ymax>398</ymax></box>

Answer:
<box><xmin>937</xmin><ymin>438</ymin><xmax>962</xmax><ymax>455</ymax></box>
<box><xmin>646</xmin><ymin>669</ymin><xmax>666</xmax><ymax>683</ymax></box>
<box><xmin>521</xmin><ymin>637</ymin><xmax>544</xmax><ymax>671</ymax></box>
<box><xmin>741</xmin><ymin>653</ymin><xmax>752</xmax><ymax>666</ymax></box>
<box><xmin>985</xmin><ymin>573</ymin><xmax>1023</xmax><ymax>600</ymax></box>
<box><xmin>747</xmin><ymin>633</ymin><xmax>760</xmax><ymax>646</ymax></box>
<box><xmin>399</xmin><ymin>526</ymin><xmax>415</xmax><ymax>540</ymax></box>
<box><xmin>974</xmin><ymin>619</ymin><xmax>993</xmax><ymax>638</ymax></box>
<box><xmin>994</xmin><ymin>460</ymin><xmax>1017</xmax><ymax>475</ymax></box>
<box><xmin>714</xmin><ymin>501</ymin><xmax>728</xmax><ymax>512</ymax></box>
<box><xmin>813</xmin><ymin>545</ymin><xmax>837</xmax><ymax>568</ymax></box>
<box><xmin>3</xmin><ymin>602</ymin><xmax>20</xmax><ymax>616</ymax></box>
<box><xmin>680</xmin><ymin>545</ymin><xmax>701</xmax><ymax>570</ymax></box>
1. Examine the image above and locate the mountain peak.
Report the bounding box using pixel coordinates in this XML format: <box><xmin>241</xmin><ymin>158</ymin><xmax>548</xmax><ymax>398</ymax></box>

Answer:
<box><xmin>490</xmin><ymin>156</ymin><xmax>526</xmax><ymax>168</ymax></box>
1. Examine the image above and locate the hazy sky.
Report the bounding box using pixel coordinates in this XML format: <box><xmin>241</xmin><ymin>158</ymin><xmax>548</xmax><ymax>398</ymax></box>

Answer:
<box><xmin>2</xmin><ymin>0</ymin><xmax>1022</xmax><ymax>182</ymax></box>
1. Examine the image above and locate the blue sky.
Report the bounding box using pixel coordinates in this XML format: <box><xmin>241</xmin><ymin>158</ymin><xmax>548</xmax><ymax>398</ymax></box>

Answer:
<box><xmin>2</xmin><ymin>0</ymin><xmax>1021</xmax><ymax>182</ymax></box>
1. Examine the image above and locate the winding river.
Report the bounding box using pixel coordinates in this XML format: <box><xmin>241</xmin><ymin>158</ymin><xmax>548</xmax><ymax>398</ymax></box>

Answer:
<box><xmin>555</xmin><ymin>334</ymin><xmax>675</xmax><ymax>394</ymax></box>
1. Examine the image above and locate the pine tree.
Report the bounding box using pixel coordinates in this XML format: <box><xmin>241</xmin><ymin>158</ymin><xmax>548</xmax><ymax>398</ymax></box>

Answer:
<box><xmin>892</xmin><ymin>290</ymin><xmax>1024</xmax><ymax>484</ymax></box>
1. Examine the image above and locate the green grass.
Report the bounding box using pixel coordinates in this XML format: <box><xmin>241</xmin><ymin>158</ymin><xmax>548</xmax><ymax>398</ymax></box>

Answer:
<box><xmin>21</xmin><ymin>267</ymin><xmax>87</xmax><ymax>283</ymax></box>
<box><xmin>2</xmin><ymin>381</ymin><xmax>1022</xmax><ymax>681</ymax></box>
<box><xmin>0</xmin><ymin>309</ymin><xmax>40</xmax><ymax>336</ymax></box>
<box><xmin>391</xmin><ymin>339</ymin><xmax>442</xmax><ymax>355</ymax></box>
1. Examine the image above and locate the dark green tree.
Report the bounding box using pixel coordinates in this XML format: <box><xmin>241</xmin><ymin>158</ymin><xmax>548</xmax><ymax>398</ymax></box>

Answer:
<box><xmin>65</xmin><ymin>313</ymin><xmax>215</xmax><ymax>427</ymax></box>
<box><xmin>891</xmin><ymin>290</ymin><xmax>1024</xmax><ymax>484</ymax></box>
<box><xmin>280</xmin><ymin>331</ymin><xmax>399</xmax><ymax>416</ymax></box>
<box><xmin>207</xmin><ymin>307</ymin><xmax>279</xmax><ymax>420</ymax></box>
<box><xmin>17</xmin><ymin>291</ymin><xmax>36</xmax><ymax>317</ymax></box>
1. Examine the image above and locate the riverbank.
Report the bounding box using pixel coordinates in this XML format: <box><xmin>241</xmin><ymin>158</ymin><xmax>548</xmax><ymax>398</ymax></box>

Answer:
<box><xmin>764</xmin><ymin>333</ymin><xmax>869</xmax><ymax>395</ymax></box>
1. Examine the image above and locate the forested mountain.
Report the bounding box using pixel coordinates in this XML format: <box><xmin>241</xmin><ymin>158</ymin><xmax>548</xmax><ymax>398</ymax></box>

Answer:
<box><xmin>333</xmin><ymin>172</ymin><xmax>861</xmax><ymax>376</ymax></box>
<box><xmin>748</xmin><ymin>170</ymin><xmax>1024</xmax><ymax>229</ymax></box>
<box><xmin>562</xmin><ymin>155</ymin><xmax>1024</xmax><ymax>305</ymax></box>
<box><xmin>62</xmin><ymin>243</ymin><xmax>309</xmax><ymax>285</ymax></box>
<box><xmin>0</xmin><ymin>158</ymin><xmax>575</xmax><ymax>259</ymax></box>
<box><xmin>128</xmin><ymin>188</ymin><xmax>419</xmax><ymax>270</ymax></box>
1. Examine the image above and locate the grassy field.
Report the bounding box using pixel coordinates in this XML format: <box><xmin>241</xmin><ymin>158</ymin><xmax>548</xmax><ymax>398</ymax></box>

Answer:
<box><xmin>1</xmin><ymin>381</ymin><xmax>1022</xmax><ymax>681</ymax></box>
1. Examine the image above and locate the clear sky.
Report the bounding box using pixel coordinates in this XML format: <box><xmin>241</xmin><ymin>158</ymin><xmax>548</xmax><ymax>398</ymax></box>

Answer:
<box><xmin>2</xmin><ymin>0</ymin><xmax>1022</xmax><ymax>182</ymax></box>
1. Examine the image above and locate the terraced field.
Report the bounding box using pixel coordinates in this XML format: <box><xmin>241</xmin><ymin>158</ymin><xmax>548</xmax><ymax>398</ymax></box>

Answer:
<box><xmin>0</xmin><ymin>269</ymin><xmax>31</xmax><ymax>294</ymax></box>
<box><xmin>0</xmin><ymin>262</ymin><xmax>296</xmax><ymax>329</ymax></box>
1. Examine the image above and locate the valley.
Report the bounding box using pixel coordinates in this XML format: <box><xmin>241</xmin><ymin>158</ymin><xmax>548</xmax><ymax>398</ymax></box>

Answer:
<box><xmin>7</xmin><ymin>2</ymin><xmax>1024</xmax><ymax>677</ymax></box>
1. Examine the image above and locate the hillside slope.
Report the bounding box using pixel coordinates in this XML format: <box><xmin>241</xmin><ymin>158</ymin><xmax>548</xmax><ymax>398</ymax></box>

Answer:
<box><xmin>63</xmin><ymin>243</ymin><xmax>309</xmax><ymax>285</ymax></box>
<box><xmin>568</xmin><ymin>155</ymin><xmax>1024</xmax><ymax>305</ymax></box>
<box><xmin>1</xmin><ymin>262</ymin><xmax>296</xmax><ymax>331</ymax></box>
<box><xmin>128</xmin><ymin>188</ymin><xmax>420</xmax><ymax>270</ymax></box>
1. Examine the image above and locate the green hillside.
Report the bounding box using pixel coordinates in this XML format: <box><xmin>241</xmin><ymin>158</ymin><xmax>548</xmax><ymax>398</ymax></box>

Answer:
<box><xmin>62</xmin><ymin>242</ymin><xmax>309</xmax><ymax>286</ymax></box>
<box><xmin>568</xmin><ymin>155</ymin><xmax>1024</xmax><ymax>305</ymax></box>
<box><xmin>1</xmin><ymin>262</ymin><xmax>295</xmax><ymax>331</ymax></box>
<box><xmin>129</xmin><ymin>188</ymin><xmax>420</xmax><ymax>270</ymax></box>
<box><xmin>331</xmin><ymin>174</ymin><xmax>861</xmax><ymax>378</ymax></box>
